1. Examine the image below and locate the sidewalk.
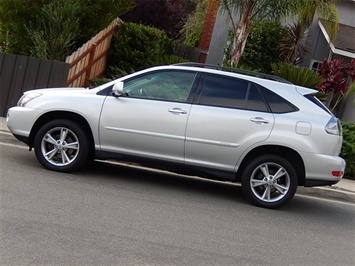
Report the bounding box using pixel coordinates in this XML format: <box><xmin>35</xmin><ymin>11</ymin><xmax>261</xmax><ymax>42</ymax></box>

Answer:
<box><xmin>1</xmin><ymin>117</ymin><xmax>355</xmax><ymax>203</ymax></box>
<box><xmin>0</xmin><ymin>117</ymin><xmax>8</xmax><ymax>132</ymax></box>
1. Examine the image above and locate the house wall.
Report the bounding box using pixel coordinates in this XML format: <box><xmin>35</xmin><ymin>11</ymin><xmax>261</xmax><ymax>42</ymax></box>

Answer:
<box><xmin>334</xmin><ymin>0</ymin><xmax>355</xmax><ymax>122</ymax></box>
<box><xmin>338</xmin><ymin>94</ymin><xmax>355</xmax><ymax>122</ymax></box>
<box><xmin>205</xmin><ymin>10</ymin><xmax>232</xmax><ymax>65</ymax></box>
<box><xmin>337</xmin><ymin>0</ymin><xmax>355</xmax><ymax>26</ymax></box>
<box><xmin>303</xmin><ymin>0</ymin><xmax>355</xmax><ymax>69</ymax></box>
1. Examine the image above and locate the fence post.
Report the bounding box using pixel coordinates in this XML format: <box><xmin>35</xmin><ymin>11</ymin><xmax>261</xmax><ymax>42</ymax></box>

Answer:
<box><xmin>85</xmin><ymin>43</ymin><xmax>98</xmax><ymax>86</ymax></box>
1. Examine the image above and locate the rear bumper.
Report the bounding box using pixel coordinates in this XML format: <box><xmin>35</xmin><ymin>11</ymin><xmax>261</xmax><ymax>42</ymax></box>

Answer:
<box><xmin>302</xmin><ymin>152</ymin><xmax>346</xmax><ymax>187</ymax></box>
<box><xmin>303</xmin><ymin>179</ymin><xmax>340</xmax><ymax>187</ymax></box>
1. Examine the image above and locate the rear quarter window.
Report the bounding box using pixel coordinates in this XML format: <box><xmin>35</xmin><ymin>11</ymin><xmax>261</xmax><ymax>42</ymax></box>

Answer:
<box><xmin>261</xmin><ymin>87</ymin><xmax>298</xmax><ymax>113</ymax></box>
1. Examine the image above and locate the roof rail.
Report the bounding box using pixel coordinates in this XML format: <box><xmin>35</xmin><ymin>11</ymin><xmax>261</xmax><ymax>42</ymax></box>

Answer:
<box><xmin>173</xmin><ymin>62</ymin><xmax>293</xmax><ymax>84</ymax></box>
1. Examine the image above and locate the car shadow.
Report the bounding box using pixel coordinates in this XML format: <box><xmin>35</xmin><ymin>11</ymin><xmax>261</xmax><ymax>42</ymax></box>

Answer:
<box><xmin>77</xmin><ymin>159</ymin><xmax>249</xmax><ymax>205</ymax></box>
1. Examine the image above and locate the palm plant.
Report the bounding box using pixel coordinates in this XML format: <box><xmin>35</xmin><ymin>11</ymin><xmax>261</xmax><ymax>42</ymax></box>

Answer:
<box><xmin>271</xmin><ymin>62</ymin><xmax>323</xmax><ymax>88</ymax></box>
<box><xmin>282</xmin><ymin>0</ymin><xmax>339</xmax><ymax>65</ymax></box>
<box><xmin>291</xmin><ymin>0</ymin><xmax>339</xmax><ymax>41</ymax></box>
<box><xmin>220</xmin><ymin>0</ymin><xmax>339</xmax><ymax>67</ymax></box>
<box><xmin>279</xmin><ymin>22</ymin><xmax>311</xmax><ymax>65</ymax></box>
<box><xmin>220</xmin><ymin>0</ymin><xmax>290</xmax><ymax>66</ymax></box>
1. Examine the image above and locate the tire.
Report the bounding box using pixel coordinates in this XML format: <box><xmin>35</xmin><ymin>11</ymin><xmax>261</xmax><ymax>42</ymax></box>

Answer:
<box><xmin>34</xmin><ymin>119</ymin><xmax>90</xmax><ymax>172</ymax></box>
<box><xmin>241</xmin><ymin>155</ymin><xmax>298</xmax><ymax>209</ymax></box>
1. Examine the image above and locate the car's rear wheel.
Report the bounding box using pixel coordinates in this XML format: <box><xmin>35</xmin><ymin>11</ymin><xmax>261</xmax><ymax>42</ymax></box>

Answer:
<box><xmin>34</xmin><ymin>119</ymin><xmax>89</xmax><ymax>172</ymax></box>
<box><xmin>241</xmin><ymin>155</ymin><xmax>298</xmax><ymax>209</ymax></box>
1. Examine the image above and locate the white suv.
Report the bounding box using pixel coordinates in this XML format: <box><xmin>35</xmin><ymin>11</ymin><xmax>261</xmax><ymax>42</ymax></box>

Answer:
<box><xmin>6</xmin><ymin>63</ymin><xmax>345</xmax><ymax>208</ymax></box>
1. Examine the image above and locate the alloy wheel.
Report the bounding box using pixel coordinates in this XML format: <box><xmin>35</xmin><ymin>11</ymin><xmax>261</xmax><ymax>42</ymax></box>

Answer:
<box><xmin>250</xmin><ymin>162</ymin><xmax>290</xmax><ymax>203</ymax></box>
<box><xmin>41</xmin><ymin>127</ymin><xmax>80</xmax><ymax>166</ymax></box>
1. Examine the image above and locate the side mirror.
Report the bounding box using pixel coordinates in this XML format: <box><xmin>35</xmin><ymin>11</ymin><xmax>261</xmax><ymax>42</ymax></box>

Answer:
<box><xmin>112</xmin><ymin>82</ymin><xmax>124</xmax><ymax>97</ymax></box>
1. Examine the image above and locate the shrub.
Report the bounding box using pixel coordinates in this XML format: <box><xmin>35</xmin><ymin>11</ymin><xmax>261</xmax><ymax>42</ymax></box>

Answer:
<box><xmin>238</xmin><ymin>21</ymin><xmax>287</xmax><ymax>74</ymax></box>
<box><xmin>317</xmin><ymin>59</ymin><xmax>355</xmax><ymax>112</ymax></box>
<box><xmin>89</xmin><ymin>66</ymin><xmax>134</xmax><ymax>87</ymax></box>
<box><xmin>184</xmin><ymin>32</ymin><xmax>201</xmax><ymax>47</ymax></box>
<box><xmin>341</xmin><ymin>122</ymin><xmax>355</xmax><ymax>178</ymax></box>
<box><xmin>181</xmin><ymin>0</ymin><xmax>208</xmax><ymax>47</ymax></box>
<box><xmin>108</xmin><ymin>23</ymin><xmax>176</xmax><ymax>72</ymax></box>
<box><xmin>271</xmin><ymin>62</ymin><xmax>323</xmax><ymax>88</ymax></box>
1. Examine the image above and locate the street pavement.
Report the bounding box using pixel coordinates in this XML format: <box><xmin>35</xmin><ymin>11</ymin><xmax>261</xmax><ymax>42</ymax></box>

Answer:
<box><xmin>1</xmin><ymin>116</ymin><xmax>355</xmax><ymax>203</ymax></box>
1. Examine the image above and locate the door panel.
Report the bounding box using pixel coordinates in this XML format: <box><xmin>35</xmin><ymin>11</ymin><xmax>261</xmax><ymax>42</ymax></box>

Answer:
<box><xmin>99</xmin><ymin>70</ymin><xmax>197</xmax><ymax>162</ymax></box>
<box><xmin>185</xmin><ymin>106</ymin><xmax>274</xmax><ymax>171</ymax></box>
<box><xmin>100</xmin><ymin>98</ymin><xmax>191</xmax><ymax>162</ymax></box>
<box><xmin>185</xmin><ymin>74</ymin><xmax>274</xmax><ymax>171</ymax></box>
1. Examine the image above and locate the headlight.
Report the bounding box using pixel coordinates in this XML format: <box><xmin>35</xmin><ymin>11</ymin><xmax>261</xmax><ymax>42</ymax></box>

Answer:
<box><xmin>17</xmin><ymin>92</ymin><xmax>42</xmax><ymax>107</ymax></box>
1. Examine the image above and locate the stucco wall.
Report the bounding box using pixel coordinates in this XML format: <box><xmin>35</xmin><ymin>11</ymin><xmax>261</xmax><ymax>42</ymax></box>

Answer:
<box><xmin>338</xmin><ymin>0</ymin><xmax>355</xmax><ymax>26</ymax></box>
<box><xmin>205</xmin><ymin>10</ymin><xmax>233</xmax><ymax>65</ymax></box>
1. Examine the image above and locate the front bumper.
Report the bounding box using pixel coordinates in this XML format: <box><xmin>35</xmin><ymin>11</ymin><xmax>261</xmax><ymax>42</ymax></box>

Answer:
<box><xmin>6</xmin><ymin>106</ymin><xmax>42</xmax><ymax>144</ymax></box>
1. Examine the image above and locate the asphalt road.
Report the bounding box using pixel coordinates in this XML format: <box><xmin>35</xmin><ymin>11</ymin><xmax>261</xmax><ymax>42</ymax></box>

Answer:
<box><xmin>1</xmin><ymin>132</ymin><xmax>355</xmax><ymax>265</ymax></box>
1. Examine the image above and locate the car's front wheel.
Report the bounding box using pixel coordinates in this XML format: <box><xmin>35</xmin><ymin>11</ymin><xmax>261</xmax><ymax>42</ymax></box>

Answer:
<box><xmin>34</xmin><ymin>119</ymin><xmax>89</xmax><ymax>172</ymax></box>
<box><xmin>241</xmin><ymin>155</ymin><xmax>298</xmax><ymax>209</ymax></box>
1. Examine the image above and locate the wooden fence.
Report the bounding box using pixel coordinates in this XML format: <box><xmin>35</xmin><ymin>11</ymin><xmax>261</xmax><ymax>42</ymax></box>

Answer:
<box><xmin>0</xmin><ymin>52</ymin><xmax>69</xmax><ymax>117</ymax></box>
<box><xmin>66</xmin><ymin>17</ymin><xmax>123</xmax><ymax>87</ymax></box>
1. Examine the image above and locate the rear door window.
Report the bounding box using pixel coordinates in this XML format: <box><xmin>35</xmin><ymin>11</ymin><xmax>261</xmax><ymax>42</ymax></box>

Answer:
<box><xmin>199</xmin><ymin>74</ymin><xmax>248</xmax><ymax>109</ymax></box>
<box><xmin>245</xmin><ymin>84</ymin><xmax>268</xmax><ymax>112</ymax></box>
<box><xmin>198</xmin><ymin>74</ymin><xmax>268</xmax><ymax>112</ymax></box>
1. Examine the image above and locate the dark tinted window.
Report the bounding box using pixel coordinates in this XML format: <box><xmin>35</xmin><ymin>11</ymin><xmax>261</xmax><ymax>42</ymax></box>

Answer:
<box><xmin>305</xmin><ymin>94</ymin><xmax>332</xmax><ymax>115</ymax></box>
<box><xmin>199</xmin><ymin>74</ymin><xmax>248</xmax><ymax>109</ymax></box>
<box><xmin>262</xmin><ymin>88</ymin><xmax>298</xmax><ymax>113</ymax></box>
<box><xmin>245</xmin><ymin>84</ymin><xmax>268</xmax><ymax>112</ymax></box>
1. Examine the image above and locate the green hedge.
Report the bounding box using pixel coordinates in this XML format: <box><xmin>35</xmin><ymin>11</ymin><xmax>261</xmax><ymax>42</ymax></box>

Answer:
<box><xmin>108</xmin><ymin>23</ymin><xmax>176</xmax><ymax>72</ymax></box>
<box><xmin>341</xmin><ymin>122</ymin><xmax>355</xmax><ymax>178</ymax></box>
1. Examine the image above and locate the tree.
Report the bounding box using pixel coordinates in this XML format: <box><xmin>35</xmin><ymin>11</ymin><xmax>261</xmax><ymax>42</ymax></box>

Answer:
<box><xmin>181</xmin><ymin>0</ymin><xmax>209</xmax><ymax>47</ymax></box>
<box><xmin>279</xmin><ymin>0</ymin><xmax>338</xmax><ymax>65</ymax></box>
<box><xmin>77</xmin><ymin>0</ymin><xmax>134</xmax><ymax>44</ymax></box>
<box><xmin>291</xmin><ymin>0</ymin><xmax>338</xmax><ymax>41</ymax></box>
<box><xmin>0</xmin><ymin>0</ymin><xmax>44</xmax><ymax>54</ymax></box>
<box><xmin>121</xmin><ymin>0</ymin><xmax>190</xmax><ymax>39</ymax></box>
<box><xmin>26</xmin><ymin>0</ymin><xmax>82</xmax><ymax>61</ymax></box>
<box><xmin>220</xmin><ymin>0</ymin><xmax>290</xmax><ymax>66</ymax></box>
<box><xmin>0</xmin><ymin>0</ymin><xmax>133</xmax><ymax>57</ymax></box>
<box><xmin>220</xmin><ymin>0</ymin><xmax>339</xmax><ymax>67</ymax></box>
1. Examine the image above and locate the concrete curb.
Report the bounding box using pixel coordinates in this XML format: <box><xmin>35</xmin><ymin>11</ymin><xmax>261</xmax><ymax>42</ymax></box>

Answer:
<box><xmin>296</xmin><ymin>186</ymin><xmax>355</xmax><ymax>204</ymax></box>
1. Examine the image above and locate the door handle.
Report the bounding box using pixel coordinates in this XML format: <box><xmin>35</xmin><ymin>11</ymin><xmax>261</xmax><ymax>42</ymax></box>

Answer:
<box><xmin>250</xmin><ymin>117</ymin><xmax>269</xmax><ymax>124</ymax></box>
<box><xmin>168</xmin><ymin>108</ymin><xmax>187</xmax><ymax>114</ymax></box>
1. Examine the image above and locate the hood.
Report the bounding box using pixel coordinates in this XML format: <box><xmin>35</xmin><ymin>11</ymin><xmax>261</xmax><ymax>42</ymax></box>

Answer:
<box><xmin>23</xmin><ymin>87</ymin><xmax>99</xmax><ymax>97</ymax></box>
<box><xmin>26</xmin><ymin>87</ymin><xmax>86</xmax><ymax>93</ymax></box>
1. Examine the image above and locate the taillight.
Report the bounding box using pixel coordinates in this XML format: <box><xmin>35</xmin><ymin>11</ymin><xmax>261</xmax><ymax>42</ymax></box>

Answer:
<box><xmin>325</xmin><ymin>117</ymin><xmax>342</xmax><ymax>135</ymax></box>
<box><xmin>332</xmin><ymin>171</ymin><xmax>343</xmax><ymax>177</ymax></box>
